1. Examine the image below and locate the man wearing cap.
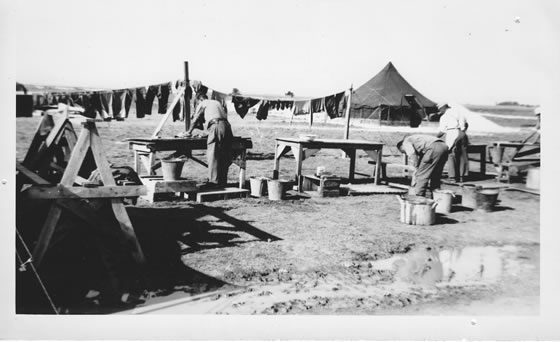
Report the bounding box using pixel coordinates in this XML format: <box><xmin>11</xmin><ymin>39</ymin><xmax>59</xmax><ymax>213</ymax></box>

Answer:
<box><xmin>186</xmin><ymin>93</ymin><xmax>233</xmax><ymax>189</ymax></box>
<box><xmin>397</xmin><ymin>134</ymin><xmax>449</xmax><ymax>198</ymax></box>
<box><xmin>437</xmin><ymin>103</ymin><xmax>469</xmax><ymax>183</ymax></box>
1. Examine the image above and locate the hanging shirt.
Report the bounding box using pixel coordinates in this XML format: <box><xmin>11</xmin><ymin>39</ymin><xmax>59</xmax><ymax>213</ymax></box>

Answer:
<box><xmin>310</xmin><ymin>97</ymin><xmax>325</xmax><ymax>113</ymax></box>
<box><xmin>292</xmin><ymin>100</ymin><xmax>311</xmax><ymax>115</ymax></box>
<box><xmin>135</xmin><ymin>87</ymin><xmax>147</xmax><ymax>118</ymax></box>
<box><xmin>232</xmin><ymin>96</ymin><xmax>260</xmax><ymax>118</ymax></box>
<box><xmin>324</xmin><ymin>91</ymin><xmax>345</xmax><ymax>118</ymax></box>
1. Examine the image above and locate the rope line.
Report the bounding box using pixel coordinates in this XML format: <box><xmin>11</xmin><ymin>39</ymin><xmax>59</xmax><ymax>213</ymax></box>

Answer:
<box><xmin>16</xmin><ymin>228</ymin><xmax>59</xmax><ymax>314</ymax></box>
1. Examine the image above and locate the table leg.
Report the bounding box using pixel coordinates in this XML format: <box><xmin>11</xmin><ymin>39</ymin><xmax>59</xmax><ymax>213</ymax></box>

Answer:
<box><xmin>273</xmin><ymin>141</ymin><xmax>280</xmax><ymax>180</ymax></box>
<box><xmin>147</xmin><ymin>152</ymin><xmax>155</xmax><ymax>175</ymax></box>
<box><xmin>375</xmin><ymin>149</ymin><xmax>382</xmax><ymax>185</ymax></box>
<box><xmin>480</xmin><ymin>148</ymin><xmax>486</xmax><ymax>176</ymax></box>
<box><xmin>295</xmin><ymin>145</ymin><xmax>304</xmax><ymax>191</ymax></box>
<box><xmin>239</xmin><ymin>150</ymin><xmax>247</xmax><ymax>189</ymax></box>
<box><xmin>133</xmin><ymin>150</ymin><xmax>139</xmax><ymax>173</ymax></box>
<box><xmin>347</xmin><ymin>149</ymin><xmax>356</xmax><ymax>182</ymax></box>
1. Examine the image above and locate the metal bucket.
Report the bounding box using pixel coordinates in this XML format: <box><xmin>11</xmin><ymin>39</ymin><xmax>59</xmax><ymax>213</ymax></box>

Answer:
<box><xmin>249</xmin><ymin>177</ymin><xmax>268</xmax><ymax>197</ymax></box>
<box><xmin>433</xmin><ymin>189</ymin><xmax>455</xmax><ymax>214</ymax></box>
<box><xmin>526</xmin><ymin>167</ymin><xmax>540</xmax><ymax>190</ymax></box>
<box><xmin>267</xmin><ymin>179</ymin><xmax>290</xmax><ymax>200</ymax></box>
<box><xmin>161</xmin><ymin>159</ymin><xmax>184</xmax><ymax>181</ymax></box>
<box><xmin>461</xmin><ymin>184</ymin><xmax>482</xmax><ymax>209</ymax></box>
<box><xmin>397</xmin><ymin>195</ymin><xmax>437</xmax><ymax>225</ymax></box>
<box><xmin>476</xmin><ymin>189</ymin><xmax>500</xmax><ymax>212</ymax></box>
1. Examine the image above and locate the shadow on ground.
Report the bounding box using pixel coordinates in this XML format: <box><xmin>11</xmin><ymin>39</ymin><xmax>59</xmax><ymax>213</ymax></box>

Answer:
<box><xmin>16</xmin><ymin>201</ymin><xmax>280</xmax><ymax>314</ymax></box>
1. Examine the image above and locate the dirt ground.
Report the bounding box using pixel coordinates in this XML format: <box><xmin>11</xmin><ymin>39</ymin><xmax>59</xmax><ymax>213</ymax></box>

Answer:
<box><xmin>15</xmin><ymin>112</ymin><xmax>540</xmax><ymax>315</ymax></box>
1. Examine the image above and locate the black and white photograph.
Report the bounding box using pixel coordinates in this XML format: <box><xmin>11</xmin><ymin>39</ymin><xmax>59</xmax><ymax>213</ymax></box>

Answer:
<box><xmin>2</xmin><ymin>0</ymin><xmax>559</xmax><ymax>339</ymax></box>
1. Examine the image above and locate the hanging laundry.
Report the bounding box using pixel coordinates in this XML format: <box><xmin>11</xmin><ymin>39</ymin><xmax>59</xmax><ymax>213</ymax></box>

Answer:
<box><xmin>324</xmin><ymin>91</ymin><xmax>346</xmax><ymax>119</ymax></box>
<box><xmin>135</xmin><ymin>86</ymin><xmax>147</xmax><ymax>118</ymax></box>
<box><xmin>172</xmin><ymin>96</ymin><xmax>183</xmax><ymax>122</ymax></box>
<box><xmin>125</xmin><ymin>89</ymin><xmax>134</xmax><ymax>118</ymax></box>
<box><xmin>310</xmin><ymin>97</ymin><xmax>325</xmax><ymax>114</ymax></box>
<box><xmin>191</xmin><ymin>80</ymin><xmax>208</xmax><ymax>97</ymax></box>
<box><xmin>292</xmin><ymin>100</ymin><xmax>311</xmax><ymax>115</ymax></box>
<box><xmin>211</xmin><ymin>89</ymin><xmax>228</xmax><ymax>113</ymax></box>
<box><xmin>112</xmin><ymin>90</ymin><xmax>126</xmax><ymax>120</ymax></box>
<box><xmin>81</xmin><ymin>92</ymin><xmax>100</xmax><ymax>119</ymax></box>
<box><xmin>157</xmin><ymin>82</ymin><xmax>171</xmax><ymax>114</ymax></box>
<box><xmin>256</xmin><ymin>100</ymin><xmax>270</xmax><ymax>120</ymax></box>
<box><xmin>232</xmin><ymin>96</ymin><xmax>260</xmax><ymax>118</ymax></box>
<box><xmin>145</xmin><ymin>85</ymin><xmax>158</xmax><ymax>115</ymax></box>
<box><xmin>99</xmin><ymin>91</ymin><xmax>113</xmax><ymax>119</ymax></box>
<box><xmin>71</xmin><ymin>94</ymin><xmax>82</xmax><ymax>107</ymax></box>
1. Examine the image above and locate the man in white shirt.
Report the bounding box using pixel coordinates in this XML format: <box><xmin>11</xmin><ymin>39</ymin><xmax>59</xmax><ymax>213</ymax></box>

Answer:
<box><xmin>437</xmin><ymin>103</ymin><xmax>469</xmax><ymax>182</ymax></box>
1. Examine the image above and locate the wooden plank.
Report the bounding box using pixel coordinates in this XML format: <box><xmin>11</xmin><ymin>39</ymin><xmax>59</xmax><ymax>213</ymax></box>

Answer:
<box><xmin>16</xmin><ymin>161</ymin><xmax>50</xmax><ymax>185</ymax></box>
<box><xmin>196</xmin><ymin>188</ymin><xmax>249</xmax><ymax>203</ymax></box>
<box><xmin>151</xmin><ymin>86</ymin><xmax>185</xmax><ymax>138</ymax></box>
<box><xmin>59</xmin><ymin>123</ymin><xmax>91</xmax><ymax>185</ymax></box>
<box><xmin>89</xmin><ymin>123</ymin><xmax>145</xmax><ymax>264</ymax></box>
<box><xmin>32</xmin><ymin>204</ymin><xmax>62</xmax><ymax>267</ymax></box>
<box><xmin>24</xmin><ymin>185</ymin><xmax>147</xmax><ymax>199</ymax></box>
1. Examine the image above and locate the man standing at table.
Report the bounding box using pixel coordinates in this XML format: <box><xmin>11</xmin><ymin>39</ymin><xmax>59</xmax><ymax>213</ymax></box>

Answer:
<box><xmin>437</xmin><ymin>103</ymin><xmax>469</xmax><ymax>183</ymax></box>
<box><xmin>186</xmin><ymin>94</ymin><xmax>233</xmax><ymax>189</ymax></box>
<box><xmin>397</xmin><ymin>134</ymin><xmax>448</xmax><ymax>198</ymax></box>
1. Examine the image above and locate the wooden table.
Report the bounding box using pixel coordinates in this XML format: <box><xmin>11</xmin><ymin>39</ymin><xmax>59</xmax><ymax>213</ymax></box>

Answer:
<box><xmin>273</xmin><ymin>137</ymin><xmax>384</xmax><ymax>191</ymax></box>
<box><xmin>401</xmin><ymin>143</ymin><xmax>487</xmax><ymax>176</ymax></box>
<box><xmin>491</xmin><ymin>141</ymin><xmax>540</xmax><ymax>181</ymax></box>
<box><xmin>127</xmin><ymin>137</ymin><xmax>253</xmax><ymax>188</ymax></box>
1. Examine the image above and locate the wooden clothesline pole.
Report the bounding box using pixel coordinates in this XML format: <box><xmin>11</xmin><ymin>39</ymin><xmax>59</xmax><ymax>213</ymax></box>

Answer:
<box><xmin>184</xmin><ymin>61</ymin><xmax>191</xmax><ymax>132</ymax></box>
<box><xmin>344</xmin><ymin>85</ymin><xmax>353</xmax><ymax>140</ymax></box>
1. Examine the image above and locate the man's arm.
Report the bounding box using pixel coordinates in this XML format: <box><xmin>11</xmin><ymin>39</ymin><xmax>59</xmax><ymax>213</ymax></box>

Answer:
<box><xmin>402</xmin><ymin>140</ymin><xmax>420</xmax><ymax>168</ymax></box>
<box><xmin>187</xmin><ymin>102</ymin><xmax>205</xmax><ymax>134</ymax></box>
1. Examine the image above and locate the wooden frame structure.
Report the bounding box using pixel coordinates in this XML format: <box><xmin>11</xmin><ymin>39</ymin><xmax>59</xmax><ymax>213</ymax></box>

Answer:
<box><xmin>17</xmin><ymin>119</ymin><xmax>146</xmax><ymax>267</ymax></box>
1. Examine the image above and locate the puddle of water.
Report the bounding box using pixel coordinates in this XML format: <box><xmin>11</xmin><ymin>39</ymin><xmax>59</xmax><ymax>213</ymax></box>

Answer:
<box><xmin>370</xmin><ymin>245</ymin><xmax>522</xmax><ymax>286</ymax></box>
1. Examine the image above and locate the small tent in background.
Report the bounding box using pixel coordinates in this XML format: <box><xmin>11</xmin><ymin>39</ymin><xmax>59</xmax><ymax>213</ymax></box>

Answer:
<box><xmin>350</xmin><ymin>62</ymin><xmax>438</xmax><ymax>127</ymax></box>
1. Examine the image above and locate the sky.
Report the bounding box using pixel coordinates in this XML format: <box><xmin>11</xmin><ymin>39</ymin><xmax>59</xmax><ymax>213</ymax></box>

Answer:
<box><xmin>9</xmin><ymin>0</ymin><xmax>560</xmax><ymax>105</ymax></box>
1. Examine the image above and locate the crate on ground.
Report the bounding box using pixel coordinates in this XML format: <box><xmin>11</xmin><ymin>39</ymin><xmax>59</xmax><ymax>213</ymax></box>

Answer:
<box><xmin>301</xmin><ymin>174</ymin><xmax>341</xmax><ymax>197</ymax></box>
<box><xmin>140</xmin><ymin>176</ymin><xmax>197</xmax><ymax>203</ymax></box>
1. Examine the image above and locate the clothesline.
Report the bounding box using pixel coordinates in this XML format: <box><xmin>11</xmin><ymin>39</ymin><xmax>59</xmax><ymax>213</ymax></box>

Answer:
<box><xmin>28</xmin><ymin>78</ymin><xmax>352</xmax><ymax>123</ymax></box>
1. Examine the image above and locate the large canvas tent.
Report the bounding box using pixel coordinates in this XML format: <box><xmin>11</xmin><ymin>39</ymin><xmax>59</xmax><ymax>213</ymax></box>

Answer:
<box><xmin>350</xmin><ymin>62</ymin><xmax>438</xmax><ymax>126</ymax></box>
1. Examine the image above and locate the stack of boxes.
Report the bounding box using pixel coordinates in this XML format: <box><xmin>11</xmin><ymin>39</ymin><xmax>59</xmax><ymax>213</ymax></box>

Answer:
<box><xmin>302</xmin><ymin>174</ymin><xmax>341</xmax><ymax>197</ymax></box>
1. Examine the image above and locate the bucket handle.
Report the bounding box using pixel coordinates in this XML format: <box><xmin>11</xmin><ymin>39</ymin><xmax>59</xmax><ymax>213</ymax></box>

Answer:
<box><xmin>431</xmin><ymin>202</ymin><xmax>438</xmax><ymax>209</ymax></box>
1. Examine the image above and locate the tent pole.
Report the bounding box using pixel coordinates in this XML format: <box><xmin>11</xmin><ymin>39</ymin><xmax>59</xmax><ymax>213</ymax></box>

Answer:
<box><xmin>183</xmin><ymin>61</ymin><xmax>191</xmax><ymax>132</ymax></box>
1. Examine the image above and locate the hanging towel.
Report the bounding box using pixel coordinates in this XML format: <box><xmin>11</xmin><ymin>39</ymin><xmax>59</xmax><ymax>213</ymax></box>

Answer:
<box><xmin>232</xmin><ymin>96</ymin><xmax>260</xmax><ymax>118</ymax></box>
<box><xmin>157</xmin><ymin>82</ymin><xmax>171</xmax><ymax>114</ymax></box>
<box><xmin>191</xmin><ymin>80</ymin><xmax>208</xmax><ymax>97</ymax></box>
<box><xmin>324</xmin><ymin>91</ymin><xmax>346</xmax><ymax>119</ymax></box>
<box><xmin>256</xmin><ymin>100</ymin><xmax>270</xmax><ymax>120</ymax></box>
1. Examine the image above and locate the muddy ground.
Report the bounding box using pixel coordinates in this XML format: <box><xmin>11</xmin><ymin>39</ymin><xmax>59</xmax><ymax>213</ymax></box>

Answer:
<box><xmin>15</xmin><ymin>113</ymin><xmax>539</xmax><ymax>315</ymax></box>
